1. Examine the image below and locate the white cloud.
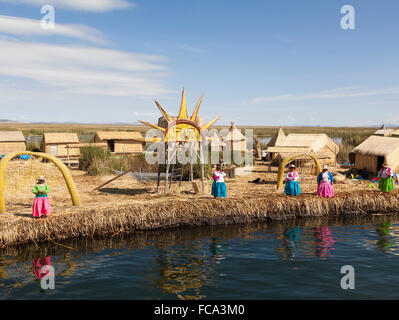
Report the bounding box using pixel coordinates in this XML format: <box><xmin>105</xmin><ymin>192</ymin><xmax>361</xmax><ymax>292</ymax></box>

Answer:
<box><xmin>0</xmin><ymin>0</ymin><xmax>133</xmax><ymax>12</ymax></box>
<box><xmin>0</xmin><ymin>15</ymin><xmax>107</xmax><ymax>44</ymax></box>
<box><xmin>0</xmin><ymin>39</ymin><xmax>170</xmax><ymax>97</ymax></box>
<box><xmin>243</xmin><ymin>86</ymin><xmax>399</xmax><ymax>105</ymax></box>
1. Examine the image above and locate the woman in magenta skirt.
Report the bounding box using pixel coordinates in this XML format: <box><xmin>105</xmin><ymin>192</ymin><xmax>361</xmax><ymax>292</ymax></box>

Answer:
<box><xmin>32</xmin><ymin>176</ymin><xmax>51</xmax><ymax>218</ymax></box>
<box><xmin>317</xmin><ymin>166</ymin><xmax>334</xmax><ymax>198</ymax></box>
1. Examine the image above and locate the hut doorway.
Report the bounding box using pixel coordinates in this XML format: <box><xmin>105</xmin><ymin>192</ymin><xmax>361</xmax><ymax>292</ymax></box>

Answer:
<box><xmin>377</xmin><ymin>156</ymin><xmax>385</xmax><ymax>172</ymax></box>
<box><xmin>107</xmin><ymin>140</ymin><xmax>115</xmax><ymax>152</ymax></box>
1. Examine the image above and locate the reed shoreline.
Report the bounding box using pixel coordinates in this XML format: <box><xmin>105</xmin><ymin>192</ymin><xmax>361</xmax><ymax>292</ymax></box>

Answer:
<box><xmin>1</xmin><ymin>190</ymin><xmax>398</xmax><ymax>247</ymax></box>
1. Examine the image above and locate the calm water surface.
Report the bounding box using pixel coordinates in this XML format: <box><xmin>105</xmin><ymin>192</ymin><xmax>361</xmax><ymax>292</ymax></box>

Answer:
<box><xmin>1</xmin><ymin>215</ymin><xmax>399</xmax><ymax>299</ymax></box>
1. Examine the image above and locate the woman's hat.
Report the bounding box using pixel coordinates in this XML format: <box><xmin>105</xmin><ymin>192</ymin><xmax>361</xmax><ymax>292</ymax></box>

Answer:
<box><xmin>37</xmin><ymin>176</ymin><xmax>45</xmax><ymax>181</ymax></box>
<box><xmin>323</xmin><ymin>165</ymin><xmax>328</xmax><ymax>170</ymax></box>
<box><xmin>289</xmin><ymin>164</ymin><xmax>296</xmax><ymax>168</ymax></box>
<box><xmin>383</xmin><ymin>163</ymin><xmax>388</xmax><ymax>167</ymax></box>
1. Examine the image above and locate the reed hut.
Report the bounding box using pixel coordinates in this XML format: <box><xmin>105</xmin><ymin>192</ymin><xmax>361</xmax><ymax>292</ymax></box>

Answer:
<box><xmin>222</xmin><ymin>122</ymin><xmax>248</xmax><ymax>152</ymax></box>
<box><xmin>93</xmin><ymin>131</ymin><xmax>144</xmax><ymax>154</ymax></box>
<box><xmin>352</xmin><ymin>135</ymin><xmax>399</xmax><ymax>173</ymax></box>
<box><xmin>373</xmin><ymin>128</ymin><xmax>395</xmax><ymax>137</ymax></box>
<box><xmin>0</xmin><ymin>131</ymin><xmax>26</xmax><ymax>156</ymax></box>
<box><xmin>41</xmin><ymin>133</ymin><xmax>80</xmax><ymax>167</ymax></box>
<box><xmin>207</xmin><ymin>132</ymin><xmax>226</xmax><ymax>152</ymax></box>
<box><xmin>392</xmin><ymin>129</ymin><xmax>399</xmax><ymax>138</ymax></box>
<box><xmin>267</xmin><ymin>131</ymin><xmax>339</xmax><ymax>166</ymax></box>
<box><xmin>267</xmin><ymin>127</ymin><xmax>286</xmax><ymax>149</ymax></box>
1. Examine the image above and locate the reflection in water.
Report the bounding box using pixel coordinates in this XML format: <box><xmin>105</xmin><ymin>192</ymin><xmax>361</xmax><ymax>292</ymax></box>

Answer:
<box><xmin>1</xmin><ymin>215</ymin><xmax>399</xmax><ymax>299</ymax></box>
<box><xmin>152</xmin><ymin>237</ymin><xmax>227</xmax><ymax>299</ymax></box>
<box><xmin>32</xmin><ymin>257</ymin><xmax>51</xmax><ymax>280</ymax></box>
<box><xmin>376</xmin><ymin>222</ymin><xmax>392</xmax><ymax>252</ymax></box>
<box><xmin>152</xmin><ymin>245</ymin><xmax>210</xmax><ymax>300</ymax></box>
<box><xmin>314</xmin><ymin>227</ymin><xmax>335</xmax><ymax>259</ymax></box>
<box><xmin>210</xmin><ymin>237</ymin><xmax>226</xmax><ymax>264</ymax></box>
<box><xmin>278</xmin><ymin>227</ymin><xmax>301</xmax><ymax>260</ymax></box>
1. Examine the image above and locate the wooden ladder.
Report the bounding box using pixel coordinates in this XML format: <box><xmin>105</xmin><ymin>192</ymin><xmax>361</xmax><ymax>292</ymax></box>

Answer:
<box><xmin>169</xmin><ymin>165</ymin><xmax>184</xmax><ymax>188</ymax></box>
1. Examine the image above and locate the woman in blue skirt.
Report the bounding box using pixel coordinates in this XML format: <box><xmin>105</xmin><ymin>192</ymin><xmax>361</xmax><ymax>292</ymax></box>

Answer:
<box><xmin>212</xmin><ymin>164</ymin><xmax>227</xmax><ymax>198</ymax></box>
<box><xmin>284</xmin><ymin>164</ymin><xmax>301</xmax><ymax>196</ymax></box>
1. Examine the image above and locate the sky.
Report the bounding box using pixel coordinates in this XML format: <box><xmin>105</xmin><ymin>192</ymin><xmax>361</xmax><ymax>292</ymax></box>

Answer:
<box><xmin>0</xmin><ymin>0</ymin><xmax>398</xmax><ymax>126</ymax></box>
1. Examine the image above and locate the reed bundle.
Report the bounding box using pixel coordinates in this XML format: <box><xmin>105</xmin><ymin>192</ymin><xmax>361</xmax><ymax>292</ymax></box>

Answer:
<box><xmin>0</xmin><ymin>190</ymin><xmax>398</xmax><ymax>247</ymax></box>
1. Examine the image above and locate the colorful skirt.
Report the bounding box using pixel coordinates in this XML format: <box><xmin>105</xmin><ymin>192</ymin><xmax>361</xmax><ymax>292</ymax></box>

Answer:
<box><xmin>317</xmin><ymin>181</ymin><xmax>334</xmax><ymax>198</ymax></box>
<box><xmin>285</xmin><ymin>180</ymin><xmax>301</xmax><ymax>196</ymax></box>
<box><xmin>212</xmin><ymin>181</ymin><xmax>227</xmax><ymax>198</ymax></box>
<box><xmin>32</xmin><ymin>196</ymin><xmax>51</xmax><ymax>217</ymax></box>
<box><xmin>379</xmin><ymin>177</ymin><xmax>394</xmax><ymax>192</ymax></box>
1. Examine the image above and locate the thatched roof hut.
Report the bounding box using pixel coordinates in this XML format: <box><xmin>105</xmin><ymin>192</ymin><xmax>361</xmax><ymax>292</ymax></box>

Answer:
<box><xmin>392</xmin><ymin>129</ymin><xmax>399</xmax><ymax>138</ymax></box>
<box><xmin>41</xmin><ymin>133</ymin><xmax>80</xmax><ymax>156</ymax></box>
<box><xmin>352</xmin><ymin>135</ymin><xmax>399</xmax><ymax>173</ymax></box>
<box><xmin>206</xmin><ymin>132</ymin><xmax>226</xmax><ymax>152</ymax></box>
<box><xmin>267</xmin><ymin>131</ymin><xmax>339</xmax><ymax>165</ymax></box>
<box><xmin>0</xmin><ymin>131</ymin><xmax>26</xmax><ymax>156</ymax></box>
<box><xmin>373</xmin><ymin>128</ymin><xmax>395</xmax><ymax>137</ymax></box>
<box><xmin>266</xmin><ymin>127</ymin><xmax>286</xmax><ymax>148</ymax></box>
<box><xmin>222</xmin><ymin>122</ymin><xmax>247</xmax><ymax>152</ymax></box>
<box><xmin>93</xmin><ymin>131</ymin><xmax>144</xmax><ymax>154</ymax></box>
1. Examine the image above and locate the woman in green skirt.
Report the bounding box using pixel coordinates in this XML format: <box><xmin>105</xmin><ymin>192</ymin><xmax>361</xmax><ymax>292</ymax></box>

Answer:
<box><xmin>378</xmin><ymin>163</ymin><xmax>394</xmax><ymax>192</ymax></box>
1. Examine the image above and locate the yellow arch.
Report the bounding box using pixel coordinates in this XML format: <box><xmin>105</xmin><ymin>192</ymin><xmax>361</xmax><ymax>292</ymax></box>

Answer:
<box><xmin>277</xmin><ymin>154</ymin><xmax>322</xmax><ymax>190</ymax></box>
<box><xmin>0</xmin><ymin>151</ymin><xmax>80</xmax><ymax>213</ymax></box>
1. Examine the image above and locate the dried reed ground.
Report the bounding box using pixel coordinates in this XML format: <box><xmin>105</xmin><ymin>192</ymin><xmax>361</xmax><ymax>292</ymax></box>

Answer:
<box><xmin>1</xmin><ymin>160</ymin><xmax>398</xmax><ymax>246</ymax></box>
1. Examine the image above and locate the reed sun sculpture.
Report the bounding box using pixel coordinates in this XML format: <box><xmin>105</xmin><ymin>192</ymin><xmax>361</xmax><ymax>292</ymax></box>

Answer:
<box><xmin>139</xmin><ymin>89</ymin><xmax>221</xmax><ymax>194</ymax></box>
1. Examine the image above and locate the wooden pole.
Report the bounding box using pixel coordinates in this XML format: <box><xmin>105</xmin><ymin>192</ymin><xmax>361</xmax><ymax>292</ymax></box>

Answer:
<box><xmin>93</xmin><ymin>167</ymin><xmax>136</xmax><ymax>191</ymax></box>
<box><xmin>67</xmin><ymin>146</ymin><xmax>70</xmax><ymax>168</ymax></box>
<box><xmin>200</xmin><ymin>141</ymin><xmax>205</xmax><ymax>192</ymax></box>
<box><xmin>169</xmin><ymin>164</ymin><xmax>175</xmax><ymax>188</ymax></box>
<box><xmin>164</xmin><ymin>144</ymin><xmax>169</xmax><ymax>194</ymax></box>
<box><xmin>156</xmin><ymin>164</ymin><xmax>161</xmax><ymax>192</ymax></box>
<box><xmin>189</xmin><ymin>142</ymin><xmax>194</xmax><ymax>182</ymax></box>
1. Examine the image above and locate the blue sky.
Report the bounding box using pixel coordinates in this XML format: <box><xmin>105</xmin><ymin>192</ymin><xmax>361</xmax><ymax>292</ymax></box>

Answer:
<box><xmin>0</xmin><ymin>0</ymin><xmax>398</xmax><ymax>126</ymax></box>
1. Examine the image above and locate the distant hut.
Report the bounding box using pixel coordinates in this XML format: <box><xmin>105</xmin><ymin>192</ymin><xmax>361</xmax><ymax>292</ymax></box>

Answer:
<box><xmin>373</xmin><ymin>128</ymin><xmax>395</xmax><ymax>137</ymax></box>
<box><xmin>93</xmin><ymin>131</ymin><xmax>144</xmax><ymax>154</ymax></box>
<box><xmin>266</xmin><ymin>127</ymin><xmax>286</xmax><ymax>160</ymax></box>
<box><xmin>0</xmin><ymin>131</ymin><xmax>26</xmax><ymax>156</ymax></box>
<box><xmin>267</xmin><ymin>130</ymin><xmax>339</xmax><ymax>166</ymax></box>
<box><xmin>207</xmin><ymin>132</ymin><xmax>226</xmax><ymax>152</ymax></box>
<box><xmin>41</xmin><ymin>133</ymin><xmax>80</xmax><ymax>167</ymax></box>
<box><xmin>352</xmin><ymin>135</ymin><xmax>399</xmax><ymax>173</ymax></box>
<box><xmin>392</xmin><ymin>129</ymin><xmax>399</xmax><ymax>138</ymax></box>
<box><xmin>222</xmin><ymin>122</ymin><xmax>248</xmax><ymax>152</ymax></box>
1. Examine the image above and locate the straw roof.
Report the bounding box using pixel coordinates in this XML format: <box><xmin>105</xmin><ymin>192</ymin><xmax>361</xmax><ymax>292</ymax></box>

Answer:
<box><xmin>267</xmin><ymin>146</ymin><xmax>311</xmax><ymax>154</ymax></box>
<box><xmin>66</xmin><ymin>142</ymin><xmax>108</xmax><ymax>149</ymax></box>
<box><xmin>352</xmin><ymin>135</ymin><xmax>399</xmax><ymax>157</ymax></box>
<box><xmin>267</xmin><ymin>133</ymin><xmax>339</xmax><ymax>154</ymax></box>
<box><xmin>95</xmin><ymin>131</ymin><xmax>144</xmax><ymax>141</ymax></box>
<box><xmin>207</xmin><ymin>132</ymin><xmax>226</xmax><ymax>147</ymax></box>
<box><xmin>43</xmin><ymin>133</ymin><xmax>79</xmax><ymax>144</ymax></box>
<box><xmin>267</xmin><ymin>127</ymin><xmax>285</xmax><ymax>148</ymax></box>
<box><xmin>374</xmin><ymin>128</ymin><xmax>395</xmax><ymax>137</ymax></box>
<box><xmin>0</xmin><ymin>131</ymin><xmax>25</xmax><ymax>142</ymax></box>
<box><xmin>223</xmin><ymin>122</ymin><xmax>246</xmax><ymax>141</ymax></box>
<box><xmin>392</xmin><ymin>129</ymin><xmax>399</xmax><ymax>137</ymax></box>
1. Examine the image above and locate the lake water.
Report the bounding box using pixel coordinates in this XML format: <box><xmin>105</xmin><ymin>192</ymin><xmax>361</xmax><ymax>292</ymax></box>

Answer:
<box><xmin>1</xmin><ymin>215</ymin><xmax>399</xmax><ymax>300</ymax></box>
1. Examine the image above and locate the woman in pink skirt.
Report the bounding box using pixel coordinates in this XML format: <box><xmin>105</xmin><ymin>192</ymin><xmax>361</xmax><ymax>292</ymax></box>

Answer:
<box><xmin>32</xmin><ymin>176</ymin><xmax>51</xmax><ymax>218</ymax></box>
<box><xmin>317</xmin><ymin>166</ymin><xmax>334</xmax><ymax>198</ymax></box>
